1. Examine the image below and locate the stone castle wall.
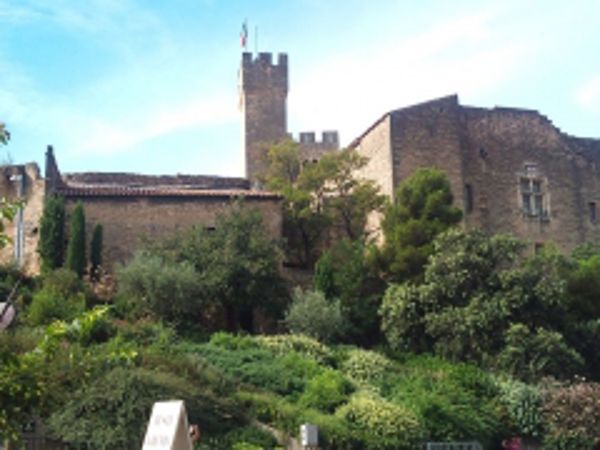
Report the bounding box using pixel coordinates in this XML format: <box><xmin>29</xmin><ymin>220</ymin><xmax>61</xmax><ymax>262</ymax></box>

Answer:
<box><xmin>62</xmin><ymin>194</ymin><xmax>282</xmax><ymax>271</ymax></box>
<box><xmin>352</xmin><ymin>95</ymin><xmax>600</xmax><ymax>254</ymax></box>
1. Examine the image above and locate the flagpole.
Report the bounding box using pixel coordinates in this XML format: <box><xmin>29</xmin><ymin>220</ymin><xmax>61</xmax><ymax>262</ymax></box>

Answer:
<box><xmin>255</xmin><ymin>25</ymin><xmax>258</xmax><ymax>54</ymax></box>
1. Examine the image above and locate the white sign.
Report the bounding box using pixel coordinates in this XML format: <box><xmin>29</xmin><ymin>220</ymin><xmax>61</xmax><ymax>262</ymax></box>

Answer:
<box><xmin>142</xmin><ymin>400</ymin><xmax>193</xmax><ymax>450</ymax></box>
<box><xmin>300</xmin><ymin>423</ymin><xmax>318</xmax><ymax>447</ymax></box>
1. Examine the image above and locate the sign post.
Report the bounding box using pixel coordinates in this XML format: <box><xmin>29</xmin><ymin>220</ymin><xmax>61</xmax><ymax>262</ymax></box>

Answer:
<box><xmin>142</xmin><ymin>400</ymin><xmax>193</xmax><ymax>450</ymax></box>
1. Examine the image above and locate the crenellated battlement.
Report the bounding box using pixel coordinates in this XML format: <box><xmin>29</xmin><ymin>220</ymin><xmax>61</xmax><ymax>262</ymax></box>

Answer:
<box><xmin>241</xmin><ymin>52</ymin><xmax>288</xmax><ymax>91</ymax></box>
<box><xmin>296</xmin><ymin>130</ymin><xmax>339</xmax><ymax>148</ymax></box>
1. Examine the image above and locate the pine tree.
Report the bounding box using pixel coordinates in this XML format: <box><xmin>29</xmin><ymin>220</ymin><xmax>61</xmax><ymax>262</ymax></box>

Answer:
<box><xmin>90</xmin><ymin>223</ymin><xmax>103</xmax><ymax>281</ymax></box>
<box><xmin>38</xmin><ymin>196</ymin><xmax>66</xmax><ymax>273</ymax></box>
<box><xmin>66</xmin><ymin>202</ymin><xmax>86</xmax><ymax>278</ymax></box>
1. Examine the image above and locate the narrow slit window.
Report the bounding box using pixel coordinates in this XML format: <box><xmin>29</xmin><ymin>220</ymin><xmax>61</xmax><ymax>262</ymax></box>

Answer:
<box><xmin>464</xmin><ymin>184</ymin><xmax>473</xmax><ymax>213</ymax></box>
<box><xmin>590</xmin><ymin>202</ymin><xmax>597</xmax><ymax>224</ymax></box>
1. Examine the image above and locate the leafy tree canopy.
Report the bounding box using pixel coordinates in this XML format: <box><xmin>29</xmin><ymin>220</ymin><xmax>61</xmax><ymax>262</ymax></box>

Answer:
<box><xmin>378</xmin><ymin>167</ymin><xmax>462</xmax><ymax>282</ymax></box>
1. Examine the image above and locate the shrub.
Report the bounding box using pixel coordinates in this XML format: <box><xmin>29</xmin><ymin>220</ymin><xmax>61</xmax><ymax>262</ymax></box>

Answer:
<box><xmin>65</xmin><ymin>202</ymin><xmax>86</xmax><ymax>278</ymax></box>
<box><xmin>497</xmin><ymin>324</ymin><xmax>585</xmax><ymax>381</ymax></box>
<box><xmin>197</xmin><ymin>341</ymin><xmax>320</xmax><ymax>397</ymax></box>
<box><xmin>256</xmin><ymin>334</ymin><xmax>335</xmax><ymax>365</ymax></box>
<box><xmin>541</xmin><ymin>380</ymin><xmax>600</xmax><ymax>449</ymax></box>
<box><xmin>48</xmin><ymin>367</ymin><xmax>240</xmax><ymax>449</ymax></box>
<box><xmin>299</xmin><ymin>369</ymin><xmax>353</xmax><ymax>412</ymax></box>
<box><xmin>284</xmin><ymin>288</ymin><xmax>346</xmax><ymax>343</ymax></box>
<box><xmin>335</xmin><ymin>391</ymin><xmax>423</xmax><ymax>450</ymax></box>
<box><xmin>497</xmin><ymin>378</ymin><xmax>544</xmax><ymax>438</ymax></box>
<box><xmin>116</xmin><ymin>252</ymin><xmax>204</xmax><ymax>329</ymax></box>
<box><xmin>340</xmin><ymin>348</ymin><xmax>394</xmax><ymax>388</ymax></box>
<box><xmin>389</xmin><ymin>355</ymin><xmax>505</xmax><ymax>446</ymax></box>
<box><xmin>27</xmin><ymin>269</ymin><xmax>86</xmax><ymax>325</ymax></box>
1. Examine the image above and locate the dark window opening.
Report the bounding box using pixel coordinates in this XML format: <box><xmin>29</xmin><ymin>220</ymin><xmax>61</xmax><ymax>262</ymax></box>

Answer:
<box><xmin>464</xmin><ymin>184</ymin><xmax>473</xmax><ymax>213</ymax></box>
<box><xmin>590</xmin><ymin>202</ymin><xmax>597</xmax><ymax>224</ymax></box>
<box><xmin>534</xmin><ymin>242</ymin><xmax>544</xmax><ymax>254</ymax></box>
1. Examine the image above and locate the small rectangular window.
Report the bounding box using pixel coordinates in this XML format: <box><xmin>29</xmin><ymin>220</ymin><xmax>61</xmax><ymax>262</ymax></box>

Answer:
<box><xmin>590</xmin><ymin>202</ymin><xmax>597</xmax><ymax>224</ymax></box>
<box><xmin>532</xmin><ymin>180</ymin><xmax>541</xmax><ymax>193</ymax></box>
<box><xmin>533</xmin><ymin>195</ymin><xmax>543</xmax><ymax>215</ymax></box>
<box><xmin>520</xmin><ymin>179</ymin><xmax>531</xmax><ymax>193</ymax></box>
<box><xmin>464</xmin><ymin>184</ymin><xmax>473</xmax><ymax>213</ymax></box>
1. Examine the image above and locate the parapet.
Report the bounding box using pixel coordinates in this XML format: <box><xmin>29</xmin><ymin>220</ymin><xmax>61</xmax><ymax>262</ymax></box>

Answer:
<box><xmin>241</xmin><ymin>52</ymin><xmax>288</xmax><ymax>91</ymax></box>
<box><xmin>297</xmin><ymin>130</ymin><xmax>339</xmax><ymax>148</ymax></box>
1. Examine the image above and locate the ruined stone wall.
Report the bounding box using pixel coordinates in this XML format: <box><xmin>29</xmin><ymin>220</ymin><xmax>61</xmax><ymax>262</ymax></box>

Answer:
<box><xmin>241</xmin><ymin>52</ymin><xmax>288</xmax><ymax>185</ymax></box>
<box><xmin>0</xmin><ymin>164</ymin><xmax>44</xmax><ymax>275</ymax></box>
<box><xmin>63</xmin><ymin>195</ymin><xmax>282</xmax><ymax>270</ymax></box>
<box><xmin>461</xmin><ymin>106</ymin><xmax>600</xmax><ymax>253</ymax></box>
<box><xmin>351</xmin><ymin>95</ymin><xmax>600</xmax><ymax>253</ymax></box>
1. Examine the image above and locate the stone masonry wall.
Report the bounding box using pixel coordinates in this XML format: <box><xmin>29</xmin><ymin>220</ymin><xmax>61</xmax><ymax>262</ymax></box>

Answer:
<box><xmin>63</xmin><ymin>195</ymin><xmax>282</xmax><ymax>271</ymax></box>
<box><xmin>0</xmin><ymin>164</ymin><xmax>44</xmax><ymax>275</ymax></box>
<box><xmin>461</xmin><ymin>106</ymin><xmax>600</xmax><ymax>253</ymax></box>
<box><xmin>352</xmin><ymin>95</ymin><xmax>600</xmax><ymax>254</ymax></box>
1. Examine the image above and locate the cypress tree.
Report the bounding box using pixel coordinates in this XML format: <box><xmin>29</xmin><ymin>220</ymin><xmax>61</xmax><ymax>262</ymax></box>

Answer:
<box><xmin>38</xmin><ymin>196</ymin><xmax>65</xmax><ymax>273</ymax></box>
<box><xmin>90</xmin><ymin>223</ymin><xmax>103</xmax><ymax>281</ymax></box>
<box><xmin>66</xmin><ymin>202</ymin><xmax>86</xmax><ymax>278</ymax></box>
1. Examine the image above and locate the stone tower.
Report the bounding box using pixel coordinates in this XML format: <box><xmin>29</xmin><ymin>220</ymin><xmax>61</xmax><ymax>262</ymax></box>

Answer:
<box><xmin>240</xmin><ymin>52</ymin><xmax>288</xmax><ymax>186</ymax></box>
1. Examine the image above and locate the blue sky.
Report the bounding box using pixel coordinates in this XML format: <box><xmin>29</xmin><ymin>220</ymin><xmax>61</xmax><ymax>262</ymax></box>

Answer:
<box><xmin>1</xmin><ymin>0</ymin><xmax>599</xmax><ymax>176</ymax></box>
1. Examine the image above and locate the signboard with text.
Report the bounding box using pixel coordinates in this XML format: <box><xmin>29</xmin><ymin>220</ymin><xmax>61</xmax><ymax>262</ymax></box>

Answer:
<box><xmin>142</xmin><ymin>400</ymin><xmax>192</xmax><ymax>450</ymax></box>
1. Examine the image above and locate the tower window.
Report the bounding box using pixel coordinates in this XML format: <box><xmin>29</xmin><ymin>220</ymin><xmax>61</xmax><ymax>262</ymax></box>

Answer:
<box><xmin>589</xmin><ymin>202</ymin><xmax>597</xmax><ymax>224</ymax></box>
<box><xmin>464</xmin><ymin>184</ymin><xmax>474</xmax><ymax>213</ymax></box>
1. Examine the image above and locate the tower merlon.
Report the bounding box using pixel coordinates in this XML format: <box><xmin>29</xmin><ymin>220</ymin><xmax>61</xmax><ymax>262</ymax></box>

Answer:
<box><xmin>296</xmin><ymin>130</ymin><xmax>339</xmax><ymax>148</ymax></box>
<box><xmin>241</xmin><ymin>52</ymin><xmax>288</xmax><ymax>91</ymax></box>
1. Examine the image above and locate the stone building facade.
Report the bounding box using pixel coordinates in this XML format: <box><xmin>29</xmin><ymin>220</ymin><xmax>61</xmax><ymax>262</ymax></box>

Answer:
<box><xmin>0</xmin><ymin>146</ymin><xmax>282</xmax><ymax>275</ymax></box>
<box><xmin>350</xmin><ymin>94</ymin><xmax>600</xmax><ymax>253</ymax></box>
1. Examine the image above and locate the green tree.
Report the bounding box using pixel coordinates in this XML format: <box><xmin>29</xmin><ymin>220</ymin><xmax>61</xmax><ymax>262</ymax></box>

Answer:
<box><xmin>284</xmin><ymin>288</ymin><xmax>346</xmax><ymax>343</ymax></box>
<box><xmin>65</xmin><ymin>202</ymin><xmax>86</xmax><ymax>278</ymax></box>
<box><xmin>90</xmin><ymin>223</ymin><xmax>103</xmax><ymax>281</ymax></box>
<box><xmin>38</xmin><ymin>196</ymin><xmax>66</xmax><ymax>273</ymax></box>
<box><xmin>264</xmin><ymin>141</ymin><xmax>385</xmax><ymax>267</ymax></box>
<box><xmin>116</xmin><ymin>252</ymin><xmax>203</xmax><ymax>329</ymax></box>
<box><xmin>151</xmin><ymin>201</ymin><xmax>286</xmax><ymax>333</ymax></box>
<box><xmin>314</xmin><ymin>239</ymin><xmax>385</xmax><ymax>345</ymax></box>
<box><xmin>378</xmin><ymin>167</ymin><xmax>462</xmax><ymax>282</ymax></box>
<box><xmin>380</xmin><ymin>229</ymin><xmax>584</xmax><ymax>380</ymax></box>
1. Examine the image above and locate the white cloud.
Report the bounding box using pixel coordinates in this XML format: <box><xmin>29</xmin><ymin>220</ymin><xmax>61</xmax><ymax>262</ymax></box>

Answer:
<box><xmin>575</xmin><ymin>76</ymin><xmax>600</xmax><ymax>109</ymax></box>
<box><xmin>288</xmin><ymin>9</ymin><xmax>526</xmax><ymax>145</ymax></box>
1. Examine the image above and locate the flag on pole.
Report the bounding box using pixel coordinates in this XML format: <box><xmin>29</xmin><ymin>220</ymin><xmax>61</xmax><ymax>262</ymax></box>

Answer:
<box><xmin>240</xmin><ymin>20</ymin><xmax>248</xmax><ymax>49</ymax></box>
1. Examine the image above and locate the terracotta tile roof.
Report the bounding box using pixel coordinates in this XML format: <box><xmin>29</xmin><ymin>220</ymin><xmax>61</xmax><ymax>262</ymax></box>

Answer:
<box><xmin>56</xmin><ymin>185</ymin><xmax>281</xmax><ymax>200</ymax></box>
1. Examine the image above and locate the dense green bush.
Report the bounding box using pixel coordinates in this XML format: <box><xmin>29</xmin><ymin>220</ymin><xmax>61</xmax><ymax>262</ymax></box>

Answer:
<box><xmin>116</xmin><ymin>252</ymin><xmax>204</xmax><ymax>329</ymax></box>
<box><xmin>335</xmin><ymin>391</ymin><xmax>423</xmax><ymax>450</ymax></box>
<box><xmin>340</xmin><ymin>348</ymin><xmax>394</xmax><ymax>388</ymax></box>
<box><xmin>255</xmin><ymin>334</ymin><xmax>335</xmax><ymax>365</ymax></box>
<box><xmin>284</xmin><ymin>288</ymin><xmax>346</xmax><ymax>343</ymax></box>
<box><xmin>27</xmin><ymin>269</ymin><xmax>86</xmax><ymax>325</ymax></box>
<box><xmin>299</xmin><ymin>369</ymin><xmax>353</xmax><ymax>412</ymax></box>
<box><xmin>197</xmin><ymin>340</ymin><xmax>321</xmax><ymax>397</ymax></box>
<box><xmin>47</xmin><ymin>366</ymin><xmax>240</xmax><ymax>449</ymax></box>
<box><xmin>388</xmin><ymin>356</ymin><xmax>504</xmax><ymax>447</ymax></box>
<box><xmin>314</xmin><ymin>239</ymin><xmax>385</xmax><ymax>345</ymax></box>
<box><xmin>497</xmin><ymin>378</ymin><xmax>544</xmax><ymax>439</ymax></box>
